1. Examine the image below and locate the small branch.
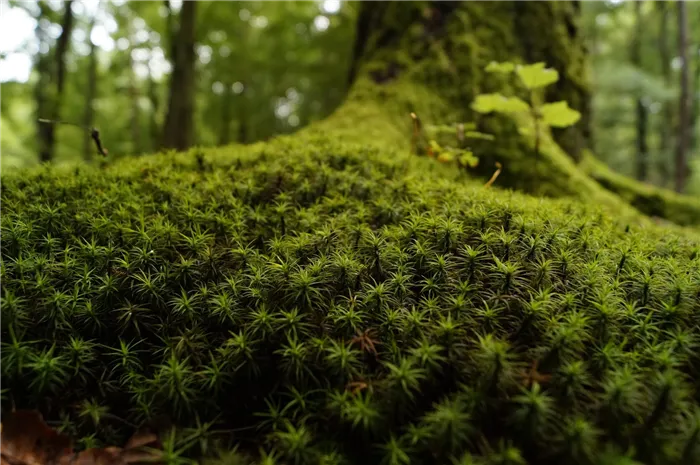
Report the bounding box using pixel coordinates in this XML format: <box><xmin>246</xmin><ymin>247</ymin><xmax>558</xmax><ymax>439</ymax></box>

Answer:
<box><xmin>484</xmin><ymin>162</ymin><xmax>502</xmax><ymax>188</ymax></box>
<box><xmin>38</xmin><ymin>118</ymin><xmax>108</xmax><ymax>157</ymax></box>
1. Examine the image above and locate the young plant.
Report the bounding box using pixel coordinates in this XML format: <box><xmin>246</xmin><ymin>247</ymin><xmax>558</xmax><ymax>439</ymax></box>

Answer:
<box><xmin>409</xmin><ymin>112</ymin><xmax>493</xmax><ymax>173</ymax></box>
<box><xmin>472</xmin><ymin>61</ymin><xmax>581</xmax><ymax>170</ymax></box>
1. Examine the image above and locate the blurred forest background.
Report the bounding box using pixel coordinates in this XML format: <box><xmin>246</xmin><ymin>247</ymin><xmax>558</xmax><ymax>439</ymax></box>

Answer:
<box><xmin>1</xmin><ymin>0</ymin><xmax>699</xmax><ymax>196</ymax></box>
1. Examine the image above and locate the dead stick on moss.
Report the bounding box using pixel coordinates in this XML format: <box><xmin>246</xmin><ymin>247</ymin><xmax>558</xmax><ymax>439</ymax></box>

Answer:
<box><xmin>484</xmin><ymin>162</ymin><xmax>502</xmax><ymax>188</ymax></box>
<box><xmin>38</xmin><ymin>118</ymin><xmax>109</xmax><ymax>157</ymax></box>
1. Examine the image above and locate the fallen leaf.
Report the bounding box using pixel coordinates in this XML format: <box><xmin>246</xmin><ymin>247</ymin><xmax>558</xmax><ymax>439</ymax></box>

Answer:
<box><xmin>1</xmin><ymin>410</ymin><xmax>73</xmax><ymax>465</ymax></box>
<box><xmin>1</xmin><ymin>411</ymin><xmax>162</xmax><ymax>465</ymax></box>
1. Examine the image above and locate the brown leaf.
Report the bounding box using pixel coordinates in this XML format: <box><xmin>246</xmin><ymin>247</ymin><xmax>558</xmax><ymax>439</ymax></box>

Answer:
<box><xmin>1</xmin><ymin>410</ymin><xmax>73</xmax><ymax>465</ymax></box>
<box><xmin>1</xmin><ymin>411</ymin><xmax>162</xmax><ymax>465</ymax></box>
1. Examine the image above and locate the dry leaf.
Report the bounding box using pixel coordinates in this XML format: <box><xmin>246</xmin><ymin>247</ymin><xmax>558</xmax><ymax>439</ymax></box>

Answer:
<box><xmin>1</xmin><ymin>411</ymin><xmax>162</xmax><ymax>465</ymax></box>
<box><xmin>1</xmin><ymin>410</ymin><xmax>73</xmax><ymax>465</ymax></box>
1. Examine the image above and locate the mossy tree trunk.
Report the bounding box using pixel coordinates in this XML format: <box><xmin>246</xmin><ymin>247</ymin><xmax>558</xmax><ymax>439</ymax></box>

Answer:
<box><xmin>340</xmin><ymin>1</ymin><xmax>594</xmax><ymax>197</ymax></box>
<box><xmin>311</xmin><ymin>1</ymin><xmax>699</xmax><ymax>225</ymax></box>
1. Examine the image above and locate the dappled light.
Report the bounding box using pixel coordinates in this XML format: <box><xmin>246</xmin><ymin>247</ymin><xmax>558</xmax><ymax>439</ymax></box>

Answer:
<box><xmin>1</xmin><ymin>0</ymin><xmax>355</xmax><ymax>166</ymax></box>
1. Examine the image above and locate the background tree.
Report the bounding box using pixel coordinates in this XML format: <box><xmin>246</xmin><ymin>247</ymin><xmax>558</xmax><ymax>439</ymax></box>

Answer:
<box><xmin>658</xmin><ymin>0</ymin><xmax>672</xmax><ymax>185</ymax></box>
<box><xmin>676</xmin><ymin>0</ymin><xmax>690</xmax><ymax>192</ymax></box>
<box><xmin>631</xmin><ymin>0</ymin><xmax>648</xmax><ymax>181</ymax></box>
<box><xmin>82</xmin><ymin>15</ymin><xmax>97</xmax><ymax>161</ymax></box>
<box><xmin>161</xmin><ymin>0</ymin><xmax>197</xmax><ymax>151</ymax></box>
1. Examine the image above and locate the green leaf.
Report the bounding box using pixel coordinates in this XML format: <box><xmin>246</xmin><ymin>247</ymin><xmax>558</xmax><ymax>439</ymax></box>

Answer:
<box><xmin>465</xmin><ymin>131</ymin><xmax>495</xmax><ymax>141</ymax></box>
<box><xmin>437</xmin><ymin>152</ymin><xmax>455</xmax><ymax>163</ymax></box>
<box><xmin>540</xmin><ymin>101</ymin><xmax>581</xmax><ymax>127</ymax></box>
<box><xmin>458</xmin><ymin>150</ymin><xmax>479</xmax><ymax>168</ymax></box>
<box><xmin>516</xmin><ymin>63</ymin><xmax>559</xmax><ymax>89</ymax></box>
<box><xmin>485</xmin><ymin>61</ymin><xmax>515</xmax><ymax>74</ymax></box>
<box><xmin>472</xmin><ymin>94</ymin><xmax>530</xmax><ymax>115</ymax></box>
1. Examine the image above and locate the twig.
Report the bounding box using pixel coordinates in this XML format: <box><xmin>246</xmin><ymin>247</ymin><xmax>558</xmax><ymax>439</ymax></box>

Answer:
<box><xmin>38</xmin><ymin>118</ymin><xmax>109</xmax><ymax>157</ymax></box>
<box><xmin>484</xmin><ymin>162</ymin><xmax>502</xmax><ymax>188</ymax></box>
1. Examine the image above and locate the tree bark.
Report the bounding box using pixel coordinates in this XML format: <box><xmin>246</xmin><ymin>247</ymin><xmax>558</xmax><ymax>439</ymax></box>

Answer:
<box><xmin>161</xmin><ymin>0</ymin><xmax>197</xmax><ymax>151</ymax></box>
<box><xmin>657</xmin><ymin>1</ymin><xmax>672</xmax><ymax>187</ymax></box>
<box><xmin>83</xmin><ymin>18</ymin><xmax>98</xmax><ymax>161</ymax></box>
<box><xmin>675</xmin><ymin>0</ymin><xmax>690</xmax><ymax>193</ymax></box>
<box><xmin>691</xmin><ymin>16</ymin><xmax>700</xmax><ymax>155</ymax></box>
<box><xmin>237</xmin><ymin>83</ymin><xmax>248</xmax><ymax>144</ymax></box>
<box><xmin>38</xmin><ymin>0</ymin><xmax>74</xmax><ymax>163</ymax></box>
<box><xmin>128</xmin><ymin>21</ymin><xmax>141</xmax><ymax>155</ymax></box>
<box><xmin>218</xmin><ymin>82</ymin><xmax>232</xmax><ymax>145</ymax></box>
<box><xmin>631</xmin><ymin>1</ymin><xmax>648</xmax><ymax>181</ymax></box>
<box><xmin>147</xmin><ymin>59</ymin><xmax>160</xmax><ymax>152</ymax></box>
<box><xmin>54</xmin><ymin>1</ymin><xmax>74</xmax><ymax>107</ymax></box>
<box><xmin>35</xmin><ymin>1</ymin><xmax>52</xmax><ymax>163</ymax></box>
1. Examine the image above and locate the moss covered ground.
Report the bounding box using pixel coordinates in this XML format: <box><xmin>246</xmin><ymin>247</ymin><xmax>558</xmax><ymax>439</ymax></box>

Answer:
<box><xmin>3</xmin><ymin>120</ymin><xmax>700</xmax><ymax>464</ymax></box>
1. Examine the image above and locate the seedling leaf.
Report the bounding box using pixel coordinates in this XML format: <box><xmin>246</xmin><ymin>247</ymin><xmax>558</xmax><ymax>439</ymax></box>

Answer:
<box><xmin>540</xmin><ymin>101</ymin><xmax>581</xmax><ymax>127</ymax></box>
<box><xmin>472</xmin><ymin>94</ymin><xmax>529</xmax><ymax>115</ymax></box>
<box><xmin>485</xmin><ymin>61</ymin><xmax>515</xmax><ymax>74</ymax></box>
<box><xmin>516</xmin><ymin>62</ymin><xmax>559</xmax><ymax>89</ymax></box>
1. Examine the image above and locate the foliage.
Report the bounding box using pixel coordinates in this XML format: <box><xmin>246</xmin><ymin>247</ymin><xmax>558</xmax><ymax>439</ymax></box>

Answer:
<box><xmin>411</xmin><ymin>115</ymin><xmax>492</xmax><ymax>172</ymax></box>
<box><xmin>0</xmin><ymin>1</ymin><xmax>356</xmax><ymax>169</ymax></box>
<box><xmin>472</xmin><ymin>61</ymin><xmax>582</xmax><ymax>165</ymax></box>
<box><xmin>581</xmin><ymin>1</ymin><xmax>700</xmax><ymax>191</ymax></box>
<box><xmin>2</xmin><ymin>128</ymin><xmax>700</xmax><ymax>465</ymax></box>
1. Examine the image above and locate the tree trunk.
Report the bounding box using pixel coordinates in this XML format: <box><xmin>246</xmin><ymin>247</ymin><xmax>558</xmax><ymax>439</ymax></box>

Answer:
<box><xmin>657</xmin><ymin>1</ymin><xmax>672</xmax><ymax>187</ymax></box>
<box><xmin>54</xmin><ymin>1</ymin><xmax>74</xmax><ymax>108</ymax></box>
<box><xmin>218</xmin><ymin>82</ymin><xmax>232</xmax><ymax>145</ymax></box>
<box><xmin>691</xmin><ymin>20</ymin><xmax>700</xmax><ymax>155</ymax></box>
<box><xmin>675</xmin><ymin>0</ymin><xmax>690</xmax><ymax>193</ymax></box>
<box><xmin>38</xmin><ymin>0</ymin><xmax>74</xmax><ymax>163</ymax></box>
<box><xmin>305</xmin><ymin>0</ymin><xmax>698</xmax><ymax>226</ymax></box>
<box><xmin>147</xmin><ymin>54</ymin><xmax>160</xmax><ymax>152</ymax></box>
<box><xmin>346</xmin><ymin>1</ymin><xmax>592</xmax><ymax>197</ymax></box>
<box><xmin>83</xmin><ymin>18</ymin><xmax>98</xmax><ymax>161</ymax></box>
<box><xmin>237</xmin><ymin>85</ymin><xmax>248</xmax><ymax>144</ymax></box>
<box><xmin>161</xmin><ymin>0</ymin><xmax>197</xmax><ymax>151</ymax></box>
<box><xmin>631</xmin><ymin>0</ymin><xmax>648</xmax><ymax>181</ymax></box>
<box><xmin>35</xmin><ymin>1</ymin><xmax>52</xmax><ymax>163</ymax></box>
<box><xmin>128</xmin><ymin>23</ymin><xmax>141</xmax><ymax>155</ymax></box>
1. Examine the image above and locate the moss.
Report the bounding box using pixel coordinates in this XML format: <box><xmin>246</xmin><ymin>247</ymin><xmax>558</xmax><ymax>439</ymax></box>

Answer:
<box><xmin>581</xmin><ymin>152</ymin><xmax>700</xmax><ymax>227</ymax></box>
<box><xmin>3</xmin><ymin>121</ymin><xmax>700</xmax><ymax>464</ymax></box>
<box><xmin>308</xmin><ymin>75</ymin><xmax>648</xmax><ymax>229</ymax></box>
